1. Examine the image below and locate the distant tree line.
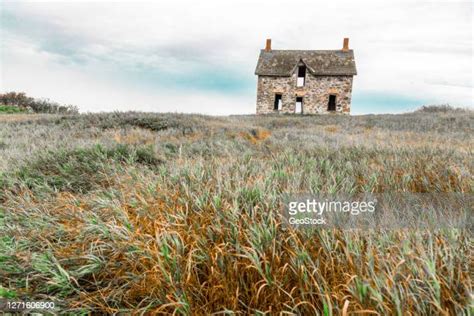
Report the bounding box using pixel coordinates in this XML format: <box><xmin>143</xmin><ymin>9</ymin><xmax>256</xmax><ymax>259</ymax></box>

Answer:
<box><xmin>415</xmin><ymin>104</ymin><xmax>468</xmax><ymax>113</ymax></box>
<box><xmin>0</xmin><ymin>92</ymin><xmax>79</xmax><ymax>114</ymax></box>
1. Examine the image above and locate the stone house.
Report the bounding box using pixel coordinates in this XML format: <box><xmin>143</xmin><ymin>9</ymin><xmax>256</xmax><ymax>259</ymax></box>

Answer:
<box><xmin>255</xmin><ymin>38</ymin><xmax>357</xmax><ymax>114</ymax></box>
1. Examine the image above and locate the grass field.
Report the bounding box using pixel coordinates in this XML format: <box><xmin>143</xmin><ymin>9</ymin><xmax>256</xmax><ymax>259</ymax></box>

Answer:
<box><xmin>0</xmin><ymin>109</ymin><xmax>472</xmax><ymax>314</ymax></box>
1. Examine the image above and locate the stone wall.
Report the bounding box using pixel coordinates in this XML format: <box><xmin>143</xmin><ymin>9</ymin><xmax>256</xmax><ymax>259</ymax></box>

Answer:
<box><xmin>256</xmin><ymin>71</ymin><xmax>353</xmax><ymax>114</ymax></box>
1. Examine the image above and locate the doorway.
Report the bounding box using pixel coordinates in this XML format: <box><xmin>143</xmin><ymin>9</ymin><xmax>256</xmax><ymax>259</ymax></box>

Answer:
<box><xmin>295</xmin><ymin>97</ymin><xmax>303</xmax><ymax>114</ymax></box>
<box><xmin>328</xmin><ymin>95</ymin><xmax>336</xmax><ymax>111</ymax></box>
<box><xmin>274</xmin><ymin>94</ymin><xmax>282</xmax><ymax>111</ymax></box>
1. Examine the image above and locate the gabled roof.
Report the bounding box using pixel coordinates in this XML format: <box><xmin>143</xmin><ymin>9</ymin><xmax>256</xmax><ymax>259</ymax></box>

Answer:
<box><xmin>255</xmin><ymin>49</ymin><xmax>357</xmax><ymax>76</ymax></box>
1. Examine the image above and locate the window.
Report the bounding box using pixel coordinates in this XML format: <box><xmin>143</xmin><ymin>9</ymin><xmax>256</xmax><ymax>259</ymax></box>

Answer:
<box><xmin>295</xmin><ymin>96</ymin><xmax>303</xmax><ymax>114</ymax></box>
<box><xmin>274</xmin><ymin>94</ymin><xmax>282</xmax><ymax>111</ymax></box>
<box><xmin>297</xmin><ymin>66</ymin><xmax>306</xmax><ymax>87</ymax></box>
<box><xmin>328</xmin><ymin>95</ymin><xmax>336</xmax><ymax>111</ymax></box>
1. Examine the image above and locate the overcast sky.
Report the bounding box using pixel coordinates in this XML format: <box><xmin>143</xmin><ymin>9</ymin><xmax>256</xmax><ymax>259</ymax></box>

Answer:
<box><xmin>1</xmin><ymin>0</ymin><xmax>472</xmax><ymax>114</ymax></box>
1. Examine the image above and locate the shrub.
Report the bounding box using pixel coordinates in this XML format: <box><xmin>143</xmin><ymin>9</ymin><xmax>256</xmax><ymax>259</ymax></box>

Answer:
<box><xmin>415</xmin><ymin>104</ymin><xmax>469</xmax><ymax>113</ymax></box>
<box><xmin>0</xmin><ymin>92</ymin><xmax>78</xmax><ymax>114</ymax></box>
<box><xmin>0</xmin><ymin>105</ymin><xmax>25</xmax><ymax>114</ymax></box>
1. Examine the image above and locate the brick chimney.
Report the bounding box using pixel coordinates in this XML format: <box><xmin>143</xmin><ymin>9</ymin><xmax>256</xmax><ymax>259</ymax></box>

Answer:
<box><xmin>342</xmin><ymin>38</ymin><xmax>349</xmax><ymax>51</ymax></box>
<box><xmin>265</xmin><ymin>38</ymin><xmax>272</xmax><ymax>51</ymax></box>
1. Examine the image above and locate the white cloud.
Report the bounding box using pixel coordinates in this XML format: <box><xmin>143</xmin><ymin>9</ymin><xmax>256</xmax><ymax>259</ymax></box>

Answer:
<box><xmin>1</xmin><ymin>0</ymin><xmax>472</xmax><ymax>113</ymax></box>
<box><xmin>1</xmin><ymin>37</ymin><xmax>254</xmax><ymax>114</ymax></box>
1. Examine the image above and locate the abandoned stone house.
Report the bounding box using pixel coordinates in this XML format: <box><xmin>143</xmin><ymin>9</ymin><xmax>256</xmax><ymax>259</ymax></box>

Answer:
<box><xmin>255</xmin><ymin>38</ymin><xmax>357</xmax><ymax>114</ymax></box>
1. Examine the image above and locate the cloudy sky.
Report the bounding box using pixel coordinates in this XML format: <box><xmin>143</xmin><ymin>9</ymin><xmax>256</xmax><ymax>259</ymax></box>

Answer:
<box><xmin>1</xmin><ymin>0</ymin><xmax>472</xmax><ymax>114</ymax></box>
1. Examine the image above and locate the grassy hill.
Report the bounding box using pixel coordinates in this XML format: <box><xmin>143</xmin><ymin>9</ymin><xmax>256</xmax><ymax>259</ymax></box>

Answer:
<box><xmin>0</xmin><ymin>110</ymin><xmax>472</xmax><ymax>314</ymax></box>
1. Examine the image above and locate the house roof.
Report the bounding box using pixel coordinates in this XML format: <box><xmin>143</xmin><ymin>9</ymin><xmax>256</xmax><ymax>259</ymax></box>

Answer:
<box><xmin>255</xmin><ymin>49</ymin><xmax>357</xmax><ymax>76</ymax></box>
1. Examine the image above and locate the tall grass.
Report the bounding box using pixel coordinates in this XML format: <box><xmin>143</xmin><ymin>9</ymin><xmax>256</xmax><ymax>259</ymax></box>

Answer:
<box><xmin>0</xmin><ymin>110</ymin><xmax>472</xmax><ymax>314</ymax></box>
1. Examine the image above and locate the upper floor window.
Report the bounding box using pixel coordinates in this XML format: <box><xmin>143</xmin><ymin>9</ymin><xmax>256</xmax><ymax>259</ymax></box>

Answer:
<box><xmin>297</xmin><ymin>66</ymin><xmax>306</xmax><ymax>87</ymax></box>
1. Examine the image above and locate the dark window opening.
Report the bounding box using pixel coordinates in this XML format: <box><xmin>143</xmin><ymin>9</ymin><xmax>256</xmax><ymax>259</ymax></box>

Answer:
<box><xmin>274</xmin><ymin>94</ymin><xmax>282</xmax><ymax>111</ymax></box>
<box><xmin>297</xmin><ymin>66</ymin><xmax>306</xmax><ymax>87</ymax></box>
<box><xmin>295</xmin><ymin>96</ymin><xmax>303</xmax><ymax>114</ymax></box>
<box><xmin>328</xmin><ymin>95</ymin><xmax>336</xmax><ymax>111</ymax></box>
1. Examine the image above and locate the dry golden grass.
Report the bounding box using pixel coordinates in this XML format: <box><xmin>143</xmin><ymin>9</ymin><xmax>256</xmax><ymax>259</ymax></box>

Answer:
<box><xmin>239</xmin><ymin>128</ymin><xmax>272</xmax><ymax>144</ymax></box>
<box><xmin>0</xmin><ymin>110</ymin><xmax>472</xmax><ymax>314</ymax></box>
<box><xmin>0</xmin><ymin>113</ymin><xmax>59</xmax><ymax>122</ymax></box>
<box><xmin>112</xmin><ymin>128</ymin><xmax>156</xmax><ymax>146</ymax></box>
<box><xmin>4</xmin><ymin>166</ymin><xmax>470</xmax><ymax>314</ymax></box>
<box><xmin>324</xmin><ymin>125</ymin><xmax>339</xmax><ymax>133</ymax></box>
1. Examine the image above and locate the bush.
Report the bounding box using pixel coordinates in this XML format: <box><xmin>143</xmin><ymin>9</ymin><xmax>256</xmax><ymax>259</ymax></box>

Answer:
<box><xmin>0</xmin><ymin>105</ymin><xmax>25</xmax><ymax>114</ymax></box>
<box><xmin>0</xmin><ymin>92</ymin><xmax>78</xmax><ymax>114</ymax></box>
<box><xmin>415</xmin><ymin>104</ymin><xmax>469</xmax><ymax>113</ymax></box>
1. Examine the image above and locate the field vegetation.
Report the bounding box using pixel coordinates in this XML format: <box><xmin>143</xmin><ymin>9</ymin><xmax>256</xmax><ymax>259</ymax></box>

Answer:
<box><xmin>0</xmin><ymin>108</ymin><xmax>472</xmax><ymax>314</ymax></box>
<box><xmin>0</xmin><ymin>92</ymin><xmax>78</xmax><ymax>115</ymax></box>
<box><xmin>0</xmin><ymin>105</ymin><xmax>26</xmax><ymax>114</ymax></box>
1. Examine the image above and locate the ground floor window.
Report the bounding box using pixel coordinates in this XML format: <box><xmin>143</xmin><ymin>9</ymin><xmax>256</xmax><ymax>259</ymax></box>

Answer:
<box><xmin>328</xmin><ymin>95</ymin><xmax>336</xmax><ymax>111</ymax></box>
<box><xmin>295</xmin><ymin>97</ymin><xmax>303</xmax><ymax>114</ymax></box>
<box><xmin>274</xmin><ymin>94</ymin><xmax>282</xmax><ymax>111</ymax></box>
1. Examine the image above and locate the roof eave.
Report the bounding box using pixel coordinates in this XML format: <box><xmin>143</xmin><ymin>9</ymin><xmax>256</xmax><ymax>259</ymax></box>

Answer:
<box><xmin>255</xmin><ymin>72</ymin><xmax>292</xmax><ymax>77</ymax></box>
<box><xmin>256</xmin><ymin>72</ymin><xmax>357</xmax><ymax>76</ymax></box>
